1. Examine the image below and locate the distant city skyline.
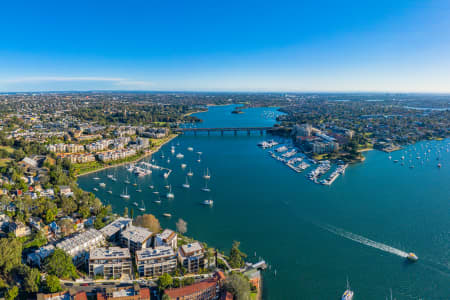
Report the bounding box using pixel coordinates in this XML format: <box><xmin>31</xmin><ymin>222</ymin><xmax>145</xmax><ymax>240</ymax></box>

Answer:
<box><xmin>1</xmin><ymin>0</ymin><xmax>450</xmax><ymax>93</ymax></box>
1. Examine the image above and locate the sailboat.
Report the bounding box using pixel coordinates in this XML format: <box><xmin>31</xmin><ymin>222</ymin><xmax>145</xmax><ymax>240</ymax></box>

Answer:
<box><xmin>166</xmin><ymin>185</ymin><xmax>174</xmax><ymax>199</ymax></box>
<box><xmin>149</xmin><ymin>184</ymin><xmax>154</xmax><ymax>189</ymax></box>
<box><xmin>152</xmin><ymin>187</ymin><xmax>159</xmax><ymax>195</ymax></box>
<box><xmin>203</xmin><ymin>168</ymin><xmax>211</xmax><ymax>180</ymax></box>
<box><xmin>181</xmin><ymin>163</ymin><xmax>187</xmax><ymax>169</ymax></box>
<box><xmin>197</xmin><ymin>153</ymin><xmax>201</xmax><ymax>163</ymax></box>
<box><xmin>132</xmin><ymin>180</ymin><xmax>137</xmax><ymax>187</ymax></box>
<box><xmin>136</xmin><ymin>184</ymin><xmax>142</xmax><ymax>192</ymax></box>
<box><xmin>107</xmin><ymin>190</ymin><xmax>112</xmax><ymax>194</ymax></box>
<box><xmin>139</xmin><ymin>199</ymin><xmax>145</xmax><ymax>212</ymax></box>
<box><xmin>93</xmin><ymin>176</ymin><xmax>100</xmax><ymax>180</ymax></box>
<box><xmin>120</xmin><ymin>187</ymin><xmax>130</xmax><ymax>199</ymax></box>
<box><xmin>153</xmin><ymin>196</ymin><xmax>162</xmax><ymax>204</ymax></box>
<box><xmin>124</xmin><ymin>176</ymin><xmax>130</xmax><ymax>184</ymax></box>
<box><xmin>163</xmin><ymin>172</ymin><xmax>169</xmax><ymax>179</ymax></box>
<box><xmin>341</xmin><ymin>278</ymin><xmax>354</xmax><ymax>300</ymax></box>
<box><xmin>187</xmin><ymin>168</ymin><xmax>194</xmax><ymax>177</ymax></box>
<box><xmin>161</xmin><ymin>151</ymin><xmax>165</xmax><ymax>158</ymax></box>
<box><xmin>182</xmin><ymin>177</ymin><xmax>190</xmax><ymax>188</ymax></box>
<box><xmin>201</xmin><ymin>181</ymin><xmax>211</xmax><ymax>192</ymax></box>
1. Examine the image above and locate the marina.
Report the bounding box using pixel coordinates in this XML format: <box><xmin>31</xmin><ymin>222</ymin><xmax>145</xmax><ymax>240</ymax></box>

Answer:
<box><xmin>78</xmin><ymin>105</ymin><xmax>450</xmax><ymax>300</ymax></box>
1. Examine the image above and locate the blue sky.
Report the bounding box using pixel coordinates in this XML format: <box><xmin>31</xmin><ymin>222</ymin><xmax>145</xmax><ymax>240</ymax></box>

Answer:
<box><xmin>1</xmin><ymin>0</ymin><xmax>449</xmax><ymax>92</ymax></box>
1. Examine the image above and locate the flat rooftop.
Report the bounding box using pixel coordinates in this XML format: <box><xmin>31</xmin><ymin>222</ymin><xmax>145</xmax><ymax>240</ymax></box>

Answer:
<box><xmin>89</xmin><ymin>247</ymin><xmax>131</xmax><ymax>260</ymax></box>
<box><xmin>136</xmin><ymin>246</ymin><xmax>175</xmax><ymax>261</ymax></box>
<box><xmin>159</xmin><ymin>228</ymin><xmax>176</xmax><ymax>240</ymax></box>
<box><xmin>100</xmin><ymin>217</ymin><xmax>132</xmax><ymax>237</ymax></box>
<box><xmin>180</xmin><ymin>242</ymin><xmax>203</xmax><ymax>256</ymax></box>
<box><xmin>121</xmin><ymin>225</ymin><xmax>152</xmax><ymax>244</ymax></box>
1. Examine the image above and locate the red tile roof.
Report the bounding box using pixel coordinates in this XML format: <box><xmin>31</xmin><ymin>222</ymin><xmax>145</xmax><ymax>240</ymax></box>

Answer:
<box><xmin>74</xmin><ymin>292</ymin><xmax>88</xmax><ymax>300</ymax></box>
<box><xmin>139</xmin><ymin>288</ymin><xmax>150</xmax><ymax>300</ymax></box>
<box><xmin>165</xmin><ymin>278</ymin><xmax>217</xmax><ymax>298</ymax></box>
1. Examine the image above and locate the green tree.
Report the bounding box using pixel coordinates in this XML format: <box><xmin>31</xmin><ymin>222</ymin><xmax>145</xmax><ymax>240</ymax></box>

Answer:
<box><xmin>229</xmin><ymin>241</ymin><xmax>247</xmax><ymax>269</ymax></box>
<box><xmin>123</xmin><ymin>207</ymin><xmax>129</xmax><ymax>217</ymax></box>
<box><xmin>43</xmin><ymin>249</ymin><xmax>77</xmax><ymax>279</ymax></box>
<box><xmin>0</xmin><ymin>238</ymin><xmax>22</xmax><ymax>276</ymax></box>
<box><xmin>158</xmin><ymin>273</ymin><xmax>173</xmax><ymax>290</ymax></box>
<box><xmin>6</xmin><ymin>286</ymin><xmax>19</xmax><ymax>300</ymax></box>
<box><xmin>45</xmin><ymin>275</ymin><xmax>62</xmax><ymax>293</ymax></box>
<box><xmin>23</xmin><ymin>267</ymin><xmax>41</xmax><ymax>293</ymax></box>
<box><xmin>224</xmin><ymin>273</ymin><xmax>251</xmax><ymax>300</ymax></box>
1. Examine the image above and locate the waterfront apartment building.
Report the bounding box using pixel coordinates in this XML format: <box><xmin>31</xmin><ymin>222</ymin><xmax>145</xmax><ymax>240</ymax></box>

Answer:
<box><xmin>56</xmin><ymin>229</ymin><xmax>105</xmax><ymax>265</ymax></box>
<box><xmin>136</xmin><ymin>246</ymin><xmax>177</xmax><ymax>278</ymax></box>
<box><xmin>178</xmin><ymin>242</ymin><xmax>207</xmax><ymax>273</ymax></box>
<box><xmin>155</xmin><ymin>229</ymin><xmax>177</xmax><ymax>250</ymax></box>
<box><xmin>89</xmin><ymin>247</ymin><xmax>132</xmax><ymax>280</ymax></box>
<box><xmin>120</xmin><ymin>225</ymin><xmax>153</xmax><ymax>253</ymax></box>
<box><xmin>100</xmin><ymin>217</ymin><xmax>132</xmax><ymax>241</ymax></box>
<box><xmin>312</xmin><ymin>141</ymin><xmax>339</xmax><ymax>154</ymax></box>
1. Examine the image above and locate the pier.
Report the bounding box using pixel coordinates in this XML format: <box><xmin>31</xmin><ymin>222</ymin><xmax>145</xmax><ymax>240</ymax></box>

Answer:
<box><xmin>175</xmin><ymin>126</ymin><xmax>272</xmax><ymax>136</ymax></box>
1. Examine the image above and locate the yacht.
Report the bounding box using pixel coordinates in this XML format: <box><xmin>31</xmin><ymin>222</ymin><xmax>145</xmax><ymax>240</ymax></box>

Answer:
<box><xmin>171</xmin><ymin>146</ymin><xmax>175</xmax><ymax>154</ymax></box>
<box><xmin>153</xmin><ymin>198</ymin><xmax>162</xmax><ymax>204</ymax></box>
<box><xmin>120</xmin><ymin>187</ymin><xmax>130</xmax><ymax>199</ymax></box>
<box><xmin>161</xmin><ymin>151</ymin><xmax>165</xmax><ymax>158</ymax></box>
<box><xmin>166</xmin><ymin>185</ymin><xmax>174</xmax><ymax>199</ymax></box>
<box><xmin>187</xmin><ymin>147</ymin><xmax>194</xmax><ymax>151</ymax></box>
<box><xmin>93</xmin><ymin>187</ymin><xmax>99</xmax><ymax>191</ymax></box>
<box><xmin>93</xmin><ymin>177</ymin><xmax>100</xmax><ymax>180</ymax></box>
<box><xmin>197</xmin><ymin>151</ymin><xmax>203</xmax><ymax>155</ymax></box>
<box><xmin>107</xmin><ymin>190</ymin><xmax>112</xmax><ymax>194</ymax></box>
<box><xmin>107</xmin><ymin>174</ymin><xmax>113</xmax><ymax>179</ymax></box>
<box><xmin>407</xmin><ymin>253</ymin><xmax>419</xmax><ymax>262</ymax></box>
<box><xmin>202</xmin><ymin>199</ymin><xmax>213</xmax><ymax>206</ymax></box>
<box><xmin>203</xmin><ymin>168</ymin><xmax>211</xmax><ymax>180</ymax></box>
<box><xmin>152</xmin><ymin>188</ymin><xmax>159</xmax><ymax>195</ymax></box>
<box><xmin>167</xmin><ymin>159</ymin><xmax>170</xmax><ymax>163</ymax></box>
<box><xmin>187</xmin><ymin>168</ymin><xmax>194</xmax><ymax>177</ymax></box>
<box><xmin>149</xmin><ymin>185</ymin><xmax>154</xmax><ymax>189</ymax></box>
<box><xmin>163</xmin><ymin>172</ymin><xmax>169</xmax><ymax>179</ymax></box>
<box><xmin>437</xmin><ymin>163</ymin><xmax>442</xmax><ymax>168</ymax></box>
<box><xmin>133</xmin><ymin>202</ymin><xmax>138</xmax><ymax>206</ymax></box>
<box><xmin>124</xmin><ymin>176</ymin><xmax>130</xmax><ymax>184</ymax></box>
<box><xmin>182</xmin><ymin>177</ymin><xmax>190</xmax><ymax>188</ymax></box>
<box><xmin>99</xmin><ymin>182</ymin><xmax>106</xmax><ymax>188</ymax></box>
<box><xmin>201</xmin><ymin>181</ymin><xmax>211</xmax><ymax>192</ymax></box>
<box><xmin>176</xmin><ymin>153</ymin><xmax>184</xmax><ymax>159</ymax></box>
<box><xmin>136</xmin><ymin>185</ymin><xmax>142</xmax><ymax>192</ymax></box>
<box><xmin>132</xmin><ymin>181</ymin><xmax>138</xmax><ymax>187</ymax></box>
<box><xmin>341</xmin><ymin>279</ymin><xmax>354</xmax><ymax>300</ymax></box>
<box><xmin>163</xmin><ymin>213</ymin><xmax>172</xmax><ymax>218</ymax></box>
<box><xmin>181</xmin><ymin>163</ymin><xmax>187</xmax><ymax>169</ymax></box>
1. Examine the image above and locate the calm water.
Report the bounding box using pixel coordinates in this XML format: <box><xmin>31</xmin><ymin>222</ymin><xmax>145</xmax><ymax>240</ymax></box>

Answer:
<box><xmin>78</xmin><ymin>105</ymin><xmax>450</xmax><ymax>299</ymax></box>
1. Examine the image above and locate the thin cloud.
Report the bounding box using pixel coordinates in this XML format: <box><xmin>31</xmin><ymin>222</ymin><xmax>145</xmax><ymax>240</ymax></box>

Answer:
<box><xmin>1</xmin><ymin>76</ymin><xmax>125</xmax><ymax>83</ymax></box>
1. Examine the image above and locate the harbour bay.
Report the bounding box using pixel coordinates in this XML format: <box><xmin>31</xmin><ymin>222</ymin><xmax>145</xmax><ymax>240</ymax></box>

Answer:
<box><xmin>78</xmin><ymin>105</ymin><xmax>450</xmax><ymax>299</ymax></box>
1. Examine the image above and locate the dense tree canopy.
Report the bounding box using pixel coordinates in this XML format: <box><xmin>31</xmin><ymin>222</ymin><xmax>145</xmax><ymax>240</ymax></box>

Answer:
<box><xmin>43</xmin><ymin>249</ymin><xmax>78</xmax><ymax>280</ymax></box>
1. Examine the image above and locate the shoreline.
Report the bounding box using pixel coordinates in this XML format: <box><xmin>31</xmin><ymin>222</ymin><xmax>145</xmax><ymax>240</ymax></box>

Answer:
<box><xmin>76</xmin><ymin>134</ymin><xmax>178</xmax><ymax>177</ymax></box>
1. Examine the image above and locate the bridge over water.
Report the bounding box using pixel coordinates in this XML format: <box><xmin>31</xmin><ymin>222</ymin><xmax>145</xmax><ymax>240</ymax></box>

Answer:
<box><xmin>174</xmin><ymin>126</ymin><xmax>272</xmax><ymax>136</ymax></box>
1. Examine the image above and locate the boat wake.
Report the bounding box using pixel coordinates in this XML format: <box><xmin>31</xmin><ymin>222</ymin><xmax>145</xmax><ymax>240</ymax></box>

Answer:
<box><xmin>319</xmin><ymin>223</ymin><xmax>409</xmax><ymax>258</ymax></box>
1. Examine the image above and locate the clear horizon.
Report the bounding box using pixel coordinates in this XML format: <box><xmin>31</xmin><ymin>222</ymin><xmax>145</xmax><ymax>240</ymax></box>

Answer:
<box><xmin>1</xmin><ymin>0</ymin><xmax>450</xmax><ymax>93</ymax></box>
